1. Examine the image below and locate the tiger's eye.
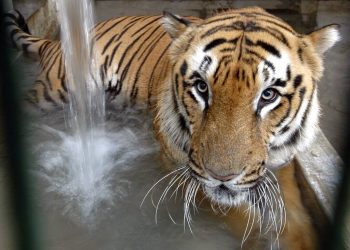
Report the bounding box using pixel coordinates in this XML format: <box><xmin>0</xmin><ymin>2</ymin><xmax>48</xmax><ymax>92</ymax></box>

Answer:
<box><xmin>261</xmin><ymin>88</ymin><xmax>277</xmax><ymax>102</ymax></box>
<box><xmin>196</xmin><ymin>80</ymin><xmax>208</xmax><ymax>93</ymax></box>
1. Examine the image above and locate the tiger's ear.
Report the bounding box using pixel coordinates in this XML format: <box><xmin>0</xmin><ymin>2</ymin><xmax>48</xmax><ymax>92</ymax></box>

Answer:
<box><xmin>162</xmin><ymin>11</ymin><xmax>191</xmax><ymax>39</ymax></box>
<box><xmin>307</xmin><ymin>24</ymin><xmax>341</xmax><ymax>55</ymax></box>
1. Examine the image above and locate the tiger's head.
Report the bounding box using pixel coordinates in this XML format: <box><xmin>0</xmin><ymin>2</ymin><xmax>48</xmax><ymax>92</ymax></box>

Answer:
<box><xmin>157</xmin><ymin>7</ymin><xmax>340</xmax><ymax>207</ymax></box>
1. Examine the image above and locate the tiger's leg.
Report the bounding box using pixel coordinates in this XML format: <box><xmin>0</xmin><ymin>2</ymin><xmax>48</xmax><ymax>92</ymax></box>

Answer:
<box><xmin>221</xmin><ymin>161</ymin><xmax>317</xmax><ymax>249</ymax></box>
<box><xmin>277</xmin><ymin>161</ymin><xmax>317</xmax><ymax>250</ymax></box>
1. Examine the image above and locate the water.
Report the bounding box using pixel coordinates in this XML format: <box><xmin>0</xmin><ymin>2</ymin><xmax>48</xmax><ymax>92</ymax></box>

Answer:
<box><xmin>28</xmin><ymin>110</ymin><xmax>237</xmax><ymax>249</ymax></box>
<box><xmin>52</xmin><ymin>0</ymin><xmax>109</xmax><ymax>218</ymax></box>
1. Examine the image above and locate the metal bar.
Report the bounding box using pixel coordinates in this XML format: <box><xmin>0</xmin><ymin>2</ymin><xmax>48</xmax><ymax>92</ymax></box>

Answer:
<box><xmin>0</xmin><ymin>2</ymin><xmax>40</xmax><ymax>250</ymax></box>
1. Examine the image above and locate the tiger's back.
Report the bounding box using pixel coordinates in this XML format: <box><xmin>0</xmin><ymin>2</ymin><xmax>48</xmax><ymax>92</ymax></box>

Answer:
<box><xmin>6</xmin><ymin>12</ymin><xmax>194</xmax><ymax>110</ymax></box>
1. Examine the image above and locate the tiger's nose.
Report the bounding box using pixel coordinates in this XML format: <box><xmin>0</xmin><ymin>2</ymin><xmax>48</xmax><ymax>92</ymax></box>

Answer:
<box><xmin>206</xmin><ymin>168</ymin><xmax>240</xmax><ymax>182</ymax></box>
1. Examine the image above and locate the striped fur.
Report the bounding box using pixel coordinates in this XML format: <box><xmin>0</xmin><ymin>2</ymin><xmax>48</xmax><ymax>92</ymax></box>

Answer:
<box><xmin>7</xmin><ymin>7</ymin><xmax>340</xmax><ymax>249</ymax></box>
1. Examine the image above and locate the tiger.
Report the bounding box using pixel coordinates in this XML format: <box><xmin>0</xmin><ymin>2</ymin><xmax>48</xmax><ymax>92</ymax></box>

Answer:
<box><xmin>5</xmin><ymin>6</ymin><xmax>340</xmax><ymax>249</ymax></box>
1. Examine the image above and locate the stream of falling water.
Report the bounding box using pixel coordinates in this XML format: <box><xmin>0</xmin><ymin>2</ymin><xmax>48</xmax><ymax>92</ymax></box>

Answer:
<box><xmin>56</xmin><ymin>0</ymin><xmax>106</xmax><ymax>218</ymax></box>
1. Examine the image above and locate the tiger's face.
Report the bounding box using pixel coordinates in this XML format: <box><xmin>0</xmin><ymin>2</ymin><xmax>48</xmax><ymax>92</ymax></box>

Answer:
<box><xmin>159</xmin><ymin>7</ymin><xmax>339</xmax><ymax>206</ymax></box>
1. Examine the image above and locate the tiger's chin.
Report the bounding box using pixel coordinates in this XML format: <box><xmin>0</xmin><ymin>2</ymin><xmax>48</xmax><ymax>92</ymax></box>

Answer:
<box><xmin>203</xmin><ymin>184</ymin><xmax>249</xmax><ymax>207</ymax></box>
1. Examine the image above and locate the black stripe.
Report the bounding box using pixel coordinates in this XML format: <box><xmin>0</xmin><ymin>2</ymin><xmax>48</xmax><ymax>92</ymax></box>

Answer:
<box><xmin>222</xmin><ymin>69</ymin><xmax>230</xmax><ymax>85</ymax></box>
<box><xmin>58</xmin><ymin>90</ymin><xmax>67</xmax><ymax>103</ymax></box>
<box><xmin>39</xmin><ymin>41</ymin><xmax>50</xmax><ymax>55</ymax></box>
<box><xmin>220</xmin><ymin>48</ymin><xmax>235</xmax><ymax>53</ymax></box>
<box><xmin>286</xmin><ymin>65</ymin><xmax>291</xmax><ymax>81</ymax></box>
<box><xmin>180</xmin><ymin>60</ymin><xmax>188</xmax><ymax>76</ymax></box>
<box><xmin>172</xmin><ymin>82</ymin><xmax>179</xmax><ymax>113</ymax></box>
<box><xmin>129</xmin><ymin>25</ymin><xmax>166</xmax><ymax>99</ymax></box>
<box><xmin>57</xmin><ymin>55</ymin><xmax>63</xmax><ymax>78</ymax></box>
<box><xmin>297</xmin><ymin>47</ymin><xmax>303</xmax><ymax>63</ymax></box>
<box><xmin>174</xmin><ymin>73</ymin><xmax>179</xmax><ymax>94</ymax></box>
<box><xmin>37</xmin><ymin>80</ymin><xmax>57</xmax><ymax>105</ymax></box>
<box><xmin>301</xmin><ymin>87</ymin><xmax>315</xmax><ymax>128</ymax></box>
<box><xmin>108</xmin><ymin>41</ymin><xmax>122</xmax><ymax>67</ymax></box>
<box><xmin>200</xmin><ymin>24</ymin><xmax>239</xmax><ymax>39</ymax></box>
<box><xmin>252</xmin><ymin>17</ymin><xmax>296</xmax><ymax>35</ymax></box>
<box><xmin>182</xmin><ymin>80</ymin><xmax>190</xmax><ymax>89</ymax></box>
<box><xmin>101</xmin><ymin>17</ymin><xmax>146</xmax><ymax>54</ymax></box>
<box><xmin>189</xmin><ymin>71</ymin><xmax>201</xmax><ymax>81</ymax></box>
<box><xmin>147</xmin><ymin>43</ymin><xmax>171</xmax><ymax>105</ymax></box>
<box><xmin>199</xmin><ymin>56</ymin><xmax>212</xmax><ymax>72</ymax></box>
<box><xmin>131</xmin><ymin>32</ymin><xmax>167</xmax><ymax>100</ymax></box>
<box><xmin>280</xmin><ymin>87</ymin><xmax>306</xmax><ymax>130</ymax></box>
<box><xmin>94</xmin><ymin>19</ymin><xmax>111</xmax><ymax>32</ymax></box>
<box><xmin>116</xmin><ymin>24</ymin><xmax>155</xmax><ymax>84</ymax></box>
<box><xmin>203</xmin><ymin>38</ymin><xmax>227</xmax><ymax>52</ymax></box>
<box><xmin>27</xmin><ymin>38</ymin><xmax>41</xmax><ymax>43</ymax></box>
<box><xmin>280</xmin><ymin>126</ymin><xmax>290</xmax><ymax>134</ymax></box>
<box><xmin>204</xmin><ymin>14</ymin><xmax>240</xmax><ymax>25</ymax></box>
<box><xmin>187</xmin><ymin>90</ymin><xmax>198</xmax><ymax>103</ymax></box>
<box><xmin>40</xmin><ymin>42</ymin><xmax>57</xmax><ymax>65</ymax></box>
<box><xmin>42</xmin><ymin>43</ymin><xmax>60</xmax><ymax>70</ymax></box>
<box><xmin>45</xmin><ymin>51</ymin><xmax>61</xmax><ymax>88</ymax></box>
<box><xmin>61</xmin><ymin>78</ymin><xmax>67</xmax><ymax>92</ymax></box>
<box><xmin>257</xmin><ymin>25</ymin><xmax>291</xmax><ymax>48</ymax></box>
<box><xmin>183</xmin><ymin>35</ymin><xmax>195</xmax><ymax>52</ymax></box>
<box><xmin>284</xmin><ymin>129</ymin><xmax>302</xmax><ymax>146</ymax></box>
<box><xmin>274</xmin><ymin>95</ymin><xmax>292</xmax><ymax>128</ymax></box>
<box><xmin>103</xmin><ymin>55</ymin><xmax>109</xmax><ymax>75</ymax></box>
<box><xmin>237</xmin><ymin>35</ymin><xmax>244</xmax><ymax>60</ymax></box>
<box><xmin>256</xmin><ymin>40</ymin><xmax>281</xmax><ymax>57</ymax></box>
<box><xmin>245</xmin><ymin>48</ymin><xmax>265</xmax><ymax>61</ymax></box>
<box><xmin>131</xmin><ymin>16</ymin><xmax>161</xmax><ymax>37</ymax></box>
<box><xmin>272</xmin><ymin>79</ymin><xmax>287</xmax><ymax>87</ymax></box>
<box><xmin>95</xmin><ymin>16</ymin><xmax>130</xmax><ymax>41</ymax></box>
<box><xmin>293</xmin><ymin>75</ymin><xmax>303</xmax><ymax>89</ymax></box>
<box><xmin>14</xmin><ymin>10</ymin><xmax>30</xmax><ymax>33</ymax></box>
<box><xmin>179</xmin><ymin>114</ymin><xmax>190</xmax><ymax>133</ymax></box>
<box><xmin>101</xmin><ymin>34</ymin><xmax>118</xmax><ymax>55</ymax></box>
<box><xmin>241</xmin><ymin>69</ymin><xmax>246</xmax><ymax>81</ymax></box>
<box><xmin>241</xmin><ymin>11</ymin><xmax>284</xmax><ymax>22</ymax></box>
<box><xmin>137</xmin><ymin>27</ymin><xmax>165</xmax><ymax>59</ymax></box>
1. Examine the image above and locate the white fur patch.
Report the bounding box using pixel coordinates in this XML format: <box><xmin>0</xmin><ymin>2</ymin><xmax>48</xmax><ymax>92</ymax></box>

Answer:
<box><xmin>189</xmin><ymin>46</ymin><xmax>218</xmax><ymax>76</ymax></box>
<box><xmin>259</xmin><ymin>96</ymin><xmax>282</xmax><ymax>119</ymax></box>
<box><xmin>157</xmin><ymin>78</ymin><xmax>191</xmax><ymax>151</ymax></box>
<box><xmin>266</xmin><ymin>88</ymin><xmax>320</xmax><ymax>169</ymax></box>
<box><xmin>187</xmin><ymin>46</ymin><xmax>217</xmax><ymax>108</ymax></box>
<box><xmin>316</xmin><ymin>26</ymin><xmax>341</xmax><ymax>54</ymax></box>
<box><xmin>190</xmin><ymin>87</ymin><xmax>206</xmax><ymax>110</ymax></box>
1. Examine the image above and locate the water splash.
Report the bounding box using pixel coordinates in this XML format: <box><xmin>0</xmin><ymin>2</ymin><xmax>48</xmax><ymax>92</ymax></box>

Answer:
<box><xmin>31</xmin><ymin>108</ymin><xmax>158</xmax><ymax>221</ymax></box>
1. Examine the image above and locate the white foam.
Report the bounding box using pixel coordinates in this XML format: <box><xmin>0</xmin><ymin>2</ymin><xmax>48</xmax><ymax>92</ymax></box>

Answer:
<box><xmin>30</xmin><ymin>109</ymin><xmax>159</xmax><ymax>221</ymax></box>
